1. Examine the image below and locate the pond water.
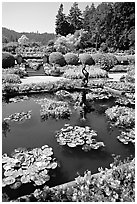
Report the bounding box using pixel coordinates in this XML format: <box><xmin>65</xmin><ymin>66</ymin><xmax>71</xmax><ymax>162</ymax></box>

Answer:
<box><xmin>2</xmin><ymin>94</ymin><xmax>134</xmax><ymax>200</ymax></box>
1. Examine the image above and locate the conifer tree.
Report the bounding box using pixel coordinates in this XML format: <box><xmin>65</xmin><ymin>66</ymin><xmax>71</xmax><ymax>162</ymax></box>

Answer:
<box><xmin>55</xmin><ymin>4</ymin><xmax>70</xmax><ymax>36</ymax></box>
<box><xmin>68</xmin><ymin>2</ymin><xmax>83</xmax><ymax>32</ymax></box>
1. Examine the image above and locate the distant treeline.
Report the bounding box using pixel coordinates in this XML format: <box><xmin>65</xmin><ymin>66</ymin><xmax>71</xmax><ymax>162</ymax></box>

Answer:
<box><xmin>2</xmin><ymin>27</ymin><xmax>55</xmax><ymax>45</ymax></box>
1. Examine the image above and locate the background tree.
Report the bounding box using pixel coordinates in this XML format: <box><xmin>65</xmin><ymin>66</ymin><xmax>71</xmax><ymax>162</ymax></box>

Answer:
<box><xmin>55</xmin><ymin>4</ymin><xmax>72</xmax><ymax>36</ymax></box>
<box><xmin>68</xmin><ymin>2</ymin><xmax>83</xmax><ymax>32</ymax></box>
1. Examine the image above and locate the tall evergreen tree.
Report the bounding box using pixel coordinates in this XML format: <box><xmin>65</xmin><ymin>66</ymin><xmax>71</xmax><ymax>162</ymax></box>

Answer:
<box><xmin>83</xmin><ymin>3</ymin><xmax>95</xmax><ymax>32</ymax></box>
<box><xmin>55</xmin><ymin>4</ymin><xmax>71</xmax><ymax>36</ymax></box>
<box><xmin>68</xmin><ymin>2</ymin><xmax>83</xmax><ymax>32</ymax></box>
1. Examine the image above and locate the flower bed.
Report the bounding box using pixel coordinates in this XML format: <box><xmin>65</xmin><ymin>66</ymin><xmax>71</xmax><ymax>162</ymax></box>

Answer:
<box><xmin>63</xmin><ymin>66</ymin><xmax>108</xmax><ymax>79</ymax></box>
<box><xmin>55</xmin><ymin>124</ymin><xmax>105</xmax><ymax>151</ymax></box>
<box><xmin>34</xmin><ymin>98</ymin><xmax>72</xmax><ymax>120</ymax></box>
<box><xmin>104</xmin><ymin>81</ymin><xmax>135</xmax><ymax>93</ymax></box>
<box><xmin>105</xmin><ymin>105</ymin><xmax>135</xmax><ymax>128</ymax></box>
<box><xmin>2</xmin><ymin>74</ymin><xmax>22</xmax><ymax>84</ymax></box>
<box><xmin>2</xmin><ymin>67</ymin><xmax>27</xmax><ymax>78</ymax></box>
<box><xmin>2</xmin><ymin>145</ymin><xmax>58</xmax><ymax>188</ymax></box>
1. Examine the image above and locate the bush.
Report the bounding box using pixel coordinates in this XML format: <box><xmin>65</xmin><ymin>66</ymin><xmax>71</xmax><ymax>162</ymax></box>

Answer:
<box><xmin>79</xmin><ymin>53</ymin><xmax>95</xmax><ymax>65</ymax></box>
<box><xmin>115</xmin><ymin>55</ymin><xmax>129</xmax><ymax>65</ymax></box>
<box><xmin>99</xmin><ymin>42</ymin><xmax>108</xmax><ymax>53</ymax></box>
<box><xmin>2</xmin><ymin>74</ymin><xmax>22</xmax><ymax>84</ymax></box>
<box><xmin>14</xmin><ymin>54</ymin><xmax>23</xmax><ymax>65</ymax></box>
<box><xmin>2</xmin><ymin>52</ymin><xmax>15</xmax><ymax>68</ymax></box>
<box><xmin>2</xmin><ymin>67</ymin><xmax>27</xmax><ymax>78</ymax></box>
<box><xmin>64</xmin><ymin>53</ymin><xmax>79</xmax><ymax>65</ymax></box>
<box><xmin>49</xmin><ymin>52</ymin><xmax>66</xmax><ymax>66</ymax></box>
<box><xmin>91</xmin><ymin>53</ymin><xmax>118</xmax><ymax>71</ymax></box>
<box><xmin>127</xmin><ymin>55</ymin><xmax>135</xmax><ymax>65</ymax></box>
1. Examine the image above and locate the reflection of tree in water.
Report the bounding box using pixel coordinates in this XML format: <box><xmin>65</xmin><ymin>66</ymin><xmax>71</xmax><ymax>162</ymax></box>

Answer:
<box><xmin>2</xmin><ymin>121</ymin><xmax>10</xmax><ymax>137</ymax></box>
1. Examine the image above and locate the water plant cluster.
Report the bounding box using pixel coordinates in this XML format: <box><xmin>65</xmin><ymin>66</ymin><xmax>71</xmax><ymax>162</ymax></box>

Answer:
<box><xmin>4</xmin><ymin>110</ymin><xmax>32</xmax><ymax>122</ymax></box>
<box><xmin>55</xmin><ymin>124</ymin><xmax>105</xmax><ymax>151</ymax></box>
<box><xmin>35</xmin><ymin>98</ymin><xmax>72</xmax><ymax>120</ymax></box>
<box><xmin>105</xmin><ymin>105</ymin><xmax>135</xmax><ymax>128</ymax></box>
<box><xmin>2</xmin><ymin>145</ymin><xmax>58</xmax><ymax>188</ymax></box>
<box><xmin>117</xmin><ymin>128</ymin><xmax>135</xmax><ymax>145</ymax></box>
<box><xmin>9</xmin><ymin>95</ymin><xmax>29</xmax><ymax>103</ymax></box>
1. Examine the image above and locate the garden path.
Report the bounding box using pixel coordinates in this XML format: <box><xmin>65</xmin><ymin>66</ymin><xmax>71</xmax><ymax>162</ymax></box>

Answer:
<box><xmin>21</xmin><ymin>76</ymin><xmax>68</xmax><ymax>84</ymax></box>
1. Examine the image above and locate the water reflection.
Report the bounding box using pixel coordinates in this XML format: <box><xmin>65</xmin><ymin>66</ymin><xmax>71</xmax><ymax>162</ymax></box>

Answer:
<box><xmin>2</xmin><ymin>121</ymin><xmax>10</xmax><ymax>137</ymax></box>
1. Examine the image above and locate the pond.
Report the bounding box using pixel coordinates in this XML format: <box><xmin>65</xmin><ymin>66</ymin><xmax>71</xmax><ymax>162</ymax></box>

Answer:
<box><xmin>2</xmin><ymin>94</ymin><xmax>134</xmax><ymax>200</ymax></box>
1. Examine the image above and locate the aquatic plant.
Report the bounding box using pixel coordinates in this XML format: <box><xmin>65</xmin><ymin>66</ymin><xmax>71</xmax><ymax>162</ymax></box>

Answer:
<box><xmin>117</xmin><ymin>128</ymin><xmax>135</xmax><ymax>145</ymax></box>
<box><xmin>105</xmin><ymin>105</ymin><xmax>135</xmax><ymax>128</ymax></box>
<box><xmin>35</xmin><ymin>98</ymin><xmax>71</xmax><ymax>120</ymax></box>
<box><xmin>2</xmin><ymin>145</ymin><xmax>58</xmax><ymax>188</ymax></box>
<box><xmin>9</xmin><ymin>96</ymin><xmax>29</xmax><ymax>103</ymax></box>
<box><xmin>55</xmin><ymin>124</ymin><xmax>105</xmax><ymax>151</ymax></box>
<box><xmin>4</xmin><ymin>110</ymin><xmax>32</xmax><ymax>122</ymax></box>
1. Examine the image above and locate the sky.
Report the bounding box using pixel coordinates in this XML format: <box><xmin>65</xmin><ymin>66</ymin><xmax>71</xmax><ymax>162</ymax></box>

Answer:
<box><xmin>2</xmin><ymin>1</ymin><xmax>101</xmax><ymax>34</ymax></box>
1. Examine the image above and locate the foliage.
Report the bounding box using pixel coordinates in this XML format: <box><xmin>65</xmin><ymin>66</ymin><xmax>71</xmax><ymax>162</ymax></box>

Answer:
<box><xmin>55</xmin><ymin>4</ymin><xmax>73</xmax><ymax>36</ymax></box>
<box><xmin>105</xmin><ymin>105</ymin><xmax>135</xmax><ymax>128</ymax></box>
<box><xmin>63</xmin><ymin>66</ymin><xmax>108</xmax><ymax>79</ymax></box>
<box><xmin>2</xmin><ymin>52</ymin><xmax>15</xmax><ymax>68</ymax></box>
<box><xmin>2</xmin><ymin>67</ymin><xmax>27</xmax><ymax>78</ymax></box>
<box><xmin>64</xmin><ymin>53</ymin><xmax>79</xmax><ymax>65</ymax></box>
<box><xmin>2</xmin><ymin>27</ymin><xmax>55</xmax><ymax>45</ymax></box>
<box><xmin>79</xmin><ymin>53</ymin><xmax>94</xmax><ymax>65</ymax></box>
<box><xmin>14</xmin><ymin>54</ymin><xmax>23</xmax><ymax>64</ymax></box>
<box><xmin>99</xmin><ymin>42</ymin><xmax>108</xmax><ymax>53</ymax></box>
<box><xmin>2</xmin><ymin>74</ymin><xmax>21</xmax><ymax>84</ymax></box>
<box><xmin>19</xmin><ymin>158</ymin><xmax>135</xmax><ymax>202</ymax></box>
<box><xmin>109</xmin><ymin>65</ymin><xmax>132</xmax><ymax>72</ymax></box>
<box><xmin>4</xmin><ymin>110</ymin><xmax>32</xmax><ymax>122</ymax></box>
<box><xmin>49</xmin><ymin>52</ymin><xmax>66</xmax><ymax>66</ymax></box>
<box><xmin>18</xmin><ymin>34</ymin><xmax>29</xmax><ymax>45</ymax></box>
<box><xmin>91</xmin><ymin>53</ymin><xmax>118</xmax><ymax>71</ymax></box>
<box><xmin>125</xmin><ymin>67</ymin><xmax>135</xmax><ymax>83</ymax></box>
<box><xmin>117</xmin><ymin>128</ymin><xmax>135</xmax><ymax>145</ymax></box>
<box><xmin>55</xmin><ymin>124</ymin><xmax>105</xmax><ymax>151</ymax></box>
<box><xmin>2</xmin><ymin>145</ymin><xmax>57</xmax><ymax>188</ymax></box>
<box><xmin>105</xmin><ymin>81</ymin><xmax>135</xmax><ymax>93</ymax></box>
<box><xmin>34</xmin><ymin>98</ymin><xmax>71</xmax><ymax>120</ymax></box>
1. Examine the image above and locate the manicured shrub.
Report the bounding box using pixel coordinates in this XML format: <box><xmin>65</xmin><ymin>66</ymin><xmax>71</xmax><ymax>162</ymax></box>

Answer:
<box><xmin>49</xmin><ymin>52</ymin><xmax>66</xmax><ymax>66</ymax></box>
<box><xmin>2</xmin><ymin>52</ymin><xmax>15</xmax><ymax>68</ymax></box>
<box><xmin>64</xmin><ymin>53</ymin><xmax>79</xmax><ymax>65</ymax></box>
<box><xmin>79</xmin><ymin>53</ymin><xmax>95</xmax><ymax>65</ymax></box>
<box><xmin>2</xmin><ymin>74</ymin><xmax>22</xmax><ymax>84</ymax></box>
<box><xmin>91</xmin><ymin>53</ymin><xmax>118</xmax><ymax>71</ymax></box>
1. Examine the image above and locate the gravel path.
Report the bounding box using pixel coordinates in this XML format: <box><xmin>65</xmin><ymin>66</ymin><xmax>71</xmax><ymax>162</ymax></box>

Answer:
<box><xmin>108</xmin><ymin>73</ymin><xmax>127</xmax><ymax>81</ymax></box>
<box><xmin>21</xmin><ymin>76</ymin><xmax>68</xmax><ymax>84</ymax></box>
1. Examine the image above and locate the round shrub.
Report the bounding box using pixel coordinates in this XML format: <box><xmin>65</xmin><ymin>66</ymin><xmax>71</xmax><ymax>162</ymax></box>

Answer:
<box><xmin>79</xmin><ymin>53</ymin><xmax>94</xmax><ymax>65</ymax></box>
<box><xmin>49</xmin><ymin>52</ymin><xmax>66</xmax><ymax>66</ymax></box>
<box><xmin>2</xmin><ymin>52</ymin><xmax>15</xmax><ymax>68</ymax></box>
<box><xmin>91</xmin><ymin>53</ymin><xmax>118</xmax><ymax>71</ymax></box>
<box><xmin>64</xmin><ymin>53</ymin><xmax>79</xmax><ymax>65</ymax></box>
